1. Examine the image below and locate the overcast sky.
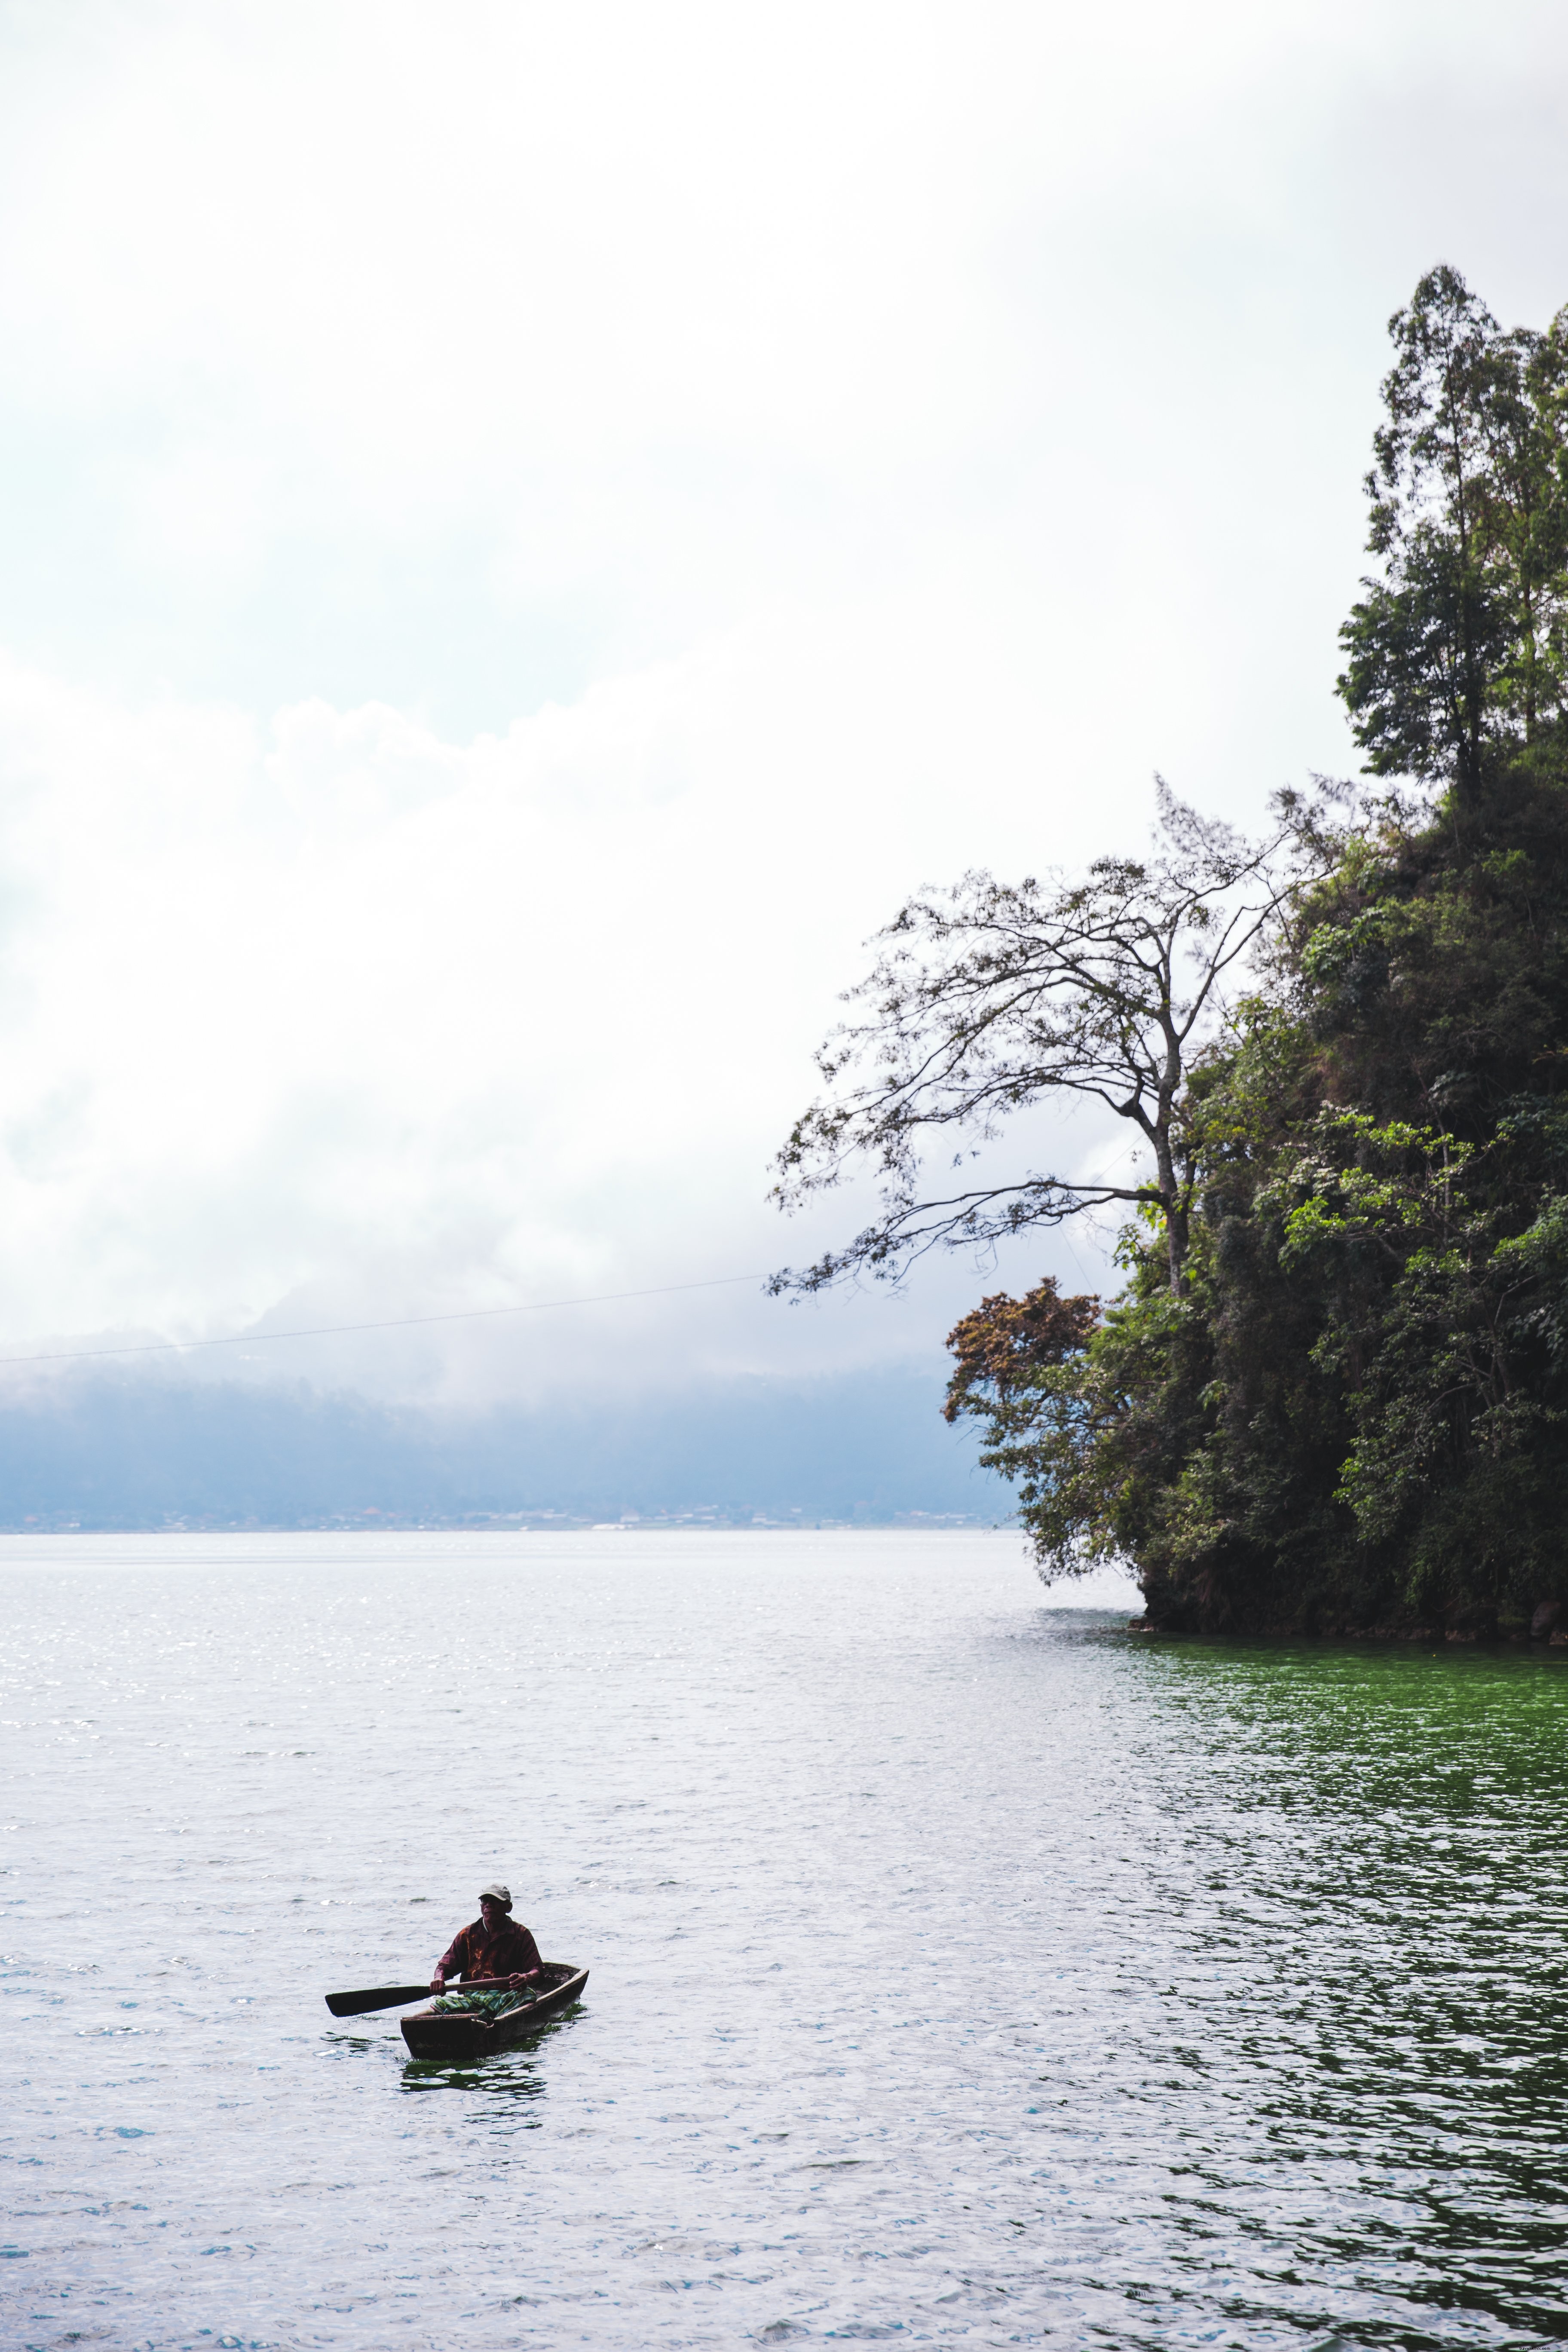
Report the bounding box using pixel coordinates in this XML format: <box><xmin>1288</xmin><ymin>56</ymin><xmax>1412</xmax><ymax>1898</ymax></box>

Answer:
<box><xmin>0</xmin><ymin>0</ymin><xmax>1565</xmax><ymax>1405</ymax></box>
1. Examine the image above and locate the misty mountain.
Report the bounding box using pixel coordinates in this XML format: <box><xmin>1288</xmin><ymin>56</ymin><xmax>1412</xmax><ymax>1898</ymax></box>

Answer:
<box><xmin>0</xmin><ymin>1364</ymin><xmax>1010</xmax><ymax>1529</ymax></box>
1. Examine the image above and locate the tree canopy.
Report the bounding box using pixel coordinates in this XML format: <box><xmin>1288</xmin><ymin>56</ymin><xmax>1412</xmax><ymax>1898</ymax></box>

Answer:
<box><xmin>775</xmin><ymin>264</ymin><xmax>1568</xmax><ymax>1638</ymax></box>
<box><xmin>1338</xmin><ymin>264</ymin><xmax>1568</xmax><ymax>791</ymax></box>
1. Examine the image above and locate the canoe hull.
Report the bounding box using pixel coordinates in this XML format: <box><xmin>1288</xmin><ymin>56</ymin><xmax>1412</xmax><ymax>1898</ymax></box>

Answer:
<box><xmin>399</xmin><ymin>1962</ymin><xmax>588</xmax><ymax>2060</ymax></box>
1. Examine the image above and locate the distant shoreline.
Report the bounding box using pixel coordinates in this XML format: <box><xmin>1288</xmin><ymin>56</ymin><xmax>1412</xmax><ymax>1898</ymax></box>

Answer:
<box><xmin>0</xmin><ymin>1510</ymin><xmax>1016</xmax><ymax>1535</ymax></box>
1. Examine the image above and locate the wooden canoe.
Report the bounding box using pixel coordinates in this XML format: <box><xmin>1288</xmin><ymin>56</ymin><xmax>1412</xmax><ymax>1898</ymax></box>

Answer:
<box><xmin>399</xmin><ymin>1960</ymin><xmax>588</xmax><ymax>2060</ymax></box>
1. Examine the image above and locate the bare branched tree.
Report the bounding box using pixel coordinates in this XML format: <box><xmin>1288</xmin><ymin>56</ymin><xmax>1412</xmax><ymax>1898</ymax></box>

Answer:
<box><xmin>770</xmin><ymin>782</ymin><xmax>1338</xmax><ymax>1299</ymax></box>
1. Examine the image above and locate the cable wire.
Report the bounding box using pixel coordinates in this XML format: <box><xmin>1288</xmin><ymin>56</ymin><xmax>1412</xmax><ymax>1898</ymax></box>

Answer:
<box><xmin>0</xmin><ymin>1272</ymin><xmax>769</xmax><ymax>1370</ymax></box>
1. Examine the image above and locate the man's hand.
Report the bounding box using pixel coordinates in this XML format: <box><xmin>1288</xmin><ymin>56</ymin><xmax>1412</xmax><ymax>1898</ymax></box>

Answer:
<box><xmin>430</xmin><ymin>1974</ymin><xmax>445</xmax><ymax>1994</ymax></box>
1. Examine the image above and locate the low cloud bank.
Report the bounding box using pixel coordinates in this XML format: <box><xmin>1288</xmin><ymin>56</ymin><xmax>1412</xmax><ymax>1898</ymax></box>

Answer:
<box><xmin>0</xmin><ymin>1366</ymin><xmax>1009</xmax><ymax>1529</ymax></box>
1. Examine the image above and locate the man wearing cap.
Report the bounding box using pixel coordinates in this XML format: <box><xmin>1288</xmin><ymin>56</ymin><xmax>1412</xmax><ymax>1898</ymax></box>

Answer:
<box><xmin>430</xmin><ymin>1884</ymin><xmax>542</xmax><ymax>2009</ymax></box>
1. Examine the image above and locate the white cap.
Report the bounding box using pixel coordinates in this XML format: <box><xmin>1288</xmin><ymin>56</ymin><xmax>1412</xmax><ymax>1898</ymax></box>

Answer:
<box><xmin>478</xmin><ymin>1882</ymin><xmax>512</xmax><ymax>1911</ymax></box>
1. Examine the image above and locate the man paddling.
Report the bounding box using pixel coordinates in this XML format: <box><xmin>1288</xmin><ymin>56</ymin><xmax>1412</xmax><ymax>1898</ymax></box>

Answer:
<box><xmin>429</xmin><ymin>1882</ymin><xmax>542</xmax><ymax>2012</ymax></box>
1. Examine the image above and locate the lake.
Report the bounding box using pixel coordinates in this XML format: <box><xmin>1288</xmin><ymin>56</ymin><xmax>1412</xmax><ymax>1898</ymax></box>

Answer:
<box><xmin>2</xmin><ymin>1528</ymin><xmax>1566</xmax><ymax>2349</ymax></box>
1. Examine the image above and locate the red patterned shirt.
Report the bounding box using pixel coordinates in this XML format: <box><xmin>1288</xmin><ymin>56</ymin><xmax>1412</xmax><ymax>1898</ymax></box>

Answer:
<box><xmin>436</xmin><ymin>1914</ymin><xmax>542</xmax><ymax>1983</ymax></box>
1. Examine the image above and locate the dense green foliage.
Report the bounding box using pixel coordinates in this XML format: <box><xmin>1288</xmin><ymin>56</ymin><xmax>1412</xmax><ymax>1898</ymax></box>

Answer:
<box><xmin>936</xmin><ymin>270</ymin><xmax>1568</xmax><ymax>1633</ymax></box>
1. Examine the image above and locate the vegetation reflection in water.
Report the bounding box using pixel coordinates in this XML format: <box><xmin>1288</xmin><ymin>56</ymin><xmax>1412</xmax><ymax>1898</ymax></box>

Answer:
<box><xmin>1104</xmin><ymin>1633</ymin><xmax>1568</xmax><ymax>2348</ymax></box>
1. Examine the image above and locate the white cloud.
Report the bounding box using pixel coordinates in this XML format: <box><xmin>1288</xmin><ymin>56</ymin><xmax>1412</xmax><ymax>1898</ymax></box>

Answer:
<box><xmin>0</xmin><ymin>0</ymin><xmax>1564</xmax><ymax>1400</ymax></box>
<box><xmin>0</xmin><ymin>600</ymin><xmax>1153</xmax><ymax>1399</ymax></box>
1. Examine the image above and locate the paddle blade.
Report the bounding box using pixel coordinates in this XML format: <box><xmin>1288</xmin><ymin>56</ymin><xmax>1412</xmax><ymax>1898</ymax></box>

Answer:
<box><xmin>325</xmin><ymin>1983</ymin><xmax>432</xmax><ymax>2018</ymax></box>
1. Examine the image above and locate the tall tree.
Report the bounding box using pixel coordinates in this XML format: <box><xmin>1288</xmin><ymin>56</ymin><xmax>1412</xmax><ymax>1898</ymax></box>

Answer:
<box><xmin>1338</xmin><ymin>263</ymin><xmax>1568</xmax><ymax>793</ymax></box>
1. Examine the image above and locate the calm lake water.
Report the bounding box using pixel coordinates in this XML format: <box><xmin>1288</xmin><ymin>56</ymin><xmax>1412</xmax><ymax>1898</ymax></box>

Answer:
<box><xmin>2</xmin><ymin>1529</ymin><xmax>1566</xmax><ymax>2351</ymax></box>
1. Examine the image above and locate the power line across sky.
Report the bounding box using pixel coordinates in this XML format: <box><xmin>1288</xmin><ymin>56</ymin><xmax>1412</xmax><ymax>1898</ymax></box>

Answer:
<box><xmin>0</xmin><ymin>1272</ymin><xmax>769</xmax><ymax>1370</ymax></box>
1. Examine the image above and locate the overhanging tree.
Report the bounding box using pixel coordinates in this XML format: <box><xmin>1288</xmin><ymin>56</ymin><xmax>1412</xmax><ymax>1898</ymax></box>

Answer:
<box><xmin>771</xmin><ymin>784</ymin><xmax>1329</xmax><ymax>1300</ymax></box>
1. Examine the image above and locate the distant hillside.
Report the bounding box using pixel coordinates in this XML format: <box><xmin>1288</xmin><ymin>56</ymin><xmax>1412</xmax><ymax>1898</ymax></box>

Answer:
<box><xmin>0</xmin><ymin>1364</ymin><xmax>1010</xmax><ymax>1530</ymax></box>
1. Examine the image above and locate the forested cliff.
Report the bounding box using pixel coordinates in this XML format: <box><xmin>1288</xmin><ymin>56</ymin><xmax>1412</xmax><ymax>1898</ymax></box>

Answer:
<box><xmin>779</xmin><ymin>267</ymin><xmax>1568</xmax><ymax>1635</ymax></box>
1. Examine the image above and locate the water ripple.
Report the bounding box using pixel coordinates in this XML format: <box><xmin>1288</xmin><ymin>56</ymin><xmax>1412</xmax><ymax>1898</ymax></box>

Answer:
<box><xmin>1</xmin><ymin>1531</ymin><xmax>1564</xmax><ymax>2347</ymax></box>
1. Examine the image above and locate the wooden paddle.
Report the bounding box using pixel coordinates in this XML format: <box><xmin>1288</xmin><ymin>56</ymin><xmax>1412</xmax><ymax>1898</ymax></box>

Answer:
<box><xmin>325</xmin><ymin>1976</ymin><xmax>530</xmax><ymax>2018</ymax></box>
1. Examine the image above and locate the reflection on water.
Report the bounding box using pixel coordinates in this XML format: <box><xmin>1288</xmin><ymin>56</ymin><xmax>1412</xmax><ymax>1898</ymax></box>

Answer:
<box><xmin>398</xmin><ymin>2055</ymin><xmax>551</xmax><ymax>2103</ymax></box>
<box><xmin>2</xmin><ymin>1530</ymin><xmax>1566</xmax><ymax>2349</ymax></box>
<box><xmin>397</xmin><ymin>2004</ymin><xmax>583</xmax><ymax>2101</ymax></box>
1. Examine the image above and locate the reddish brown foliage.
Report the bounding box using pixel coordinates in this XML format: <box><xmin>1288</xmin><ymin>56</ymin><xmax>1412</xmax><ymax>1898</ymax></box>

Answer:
<box><xmin>942</xmin><ymin>1278</ymin><xmax>1099</xmax><ymax>1421</ymax></box>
